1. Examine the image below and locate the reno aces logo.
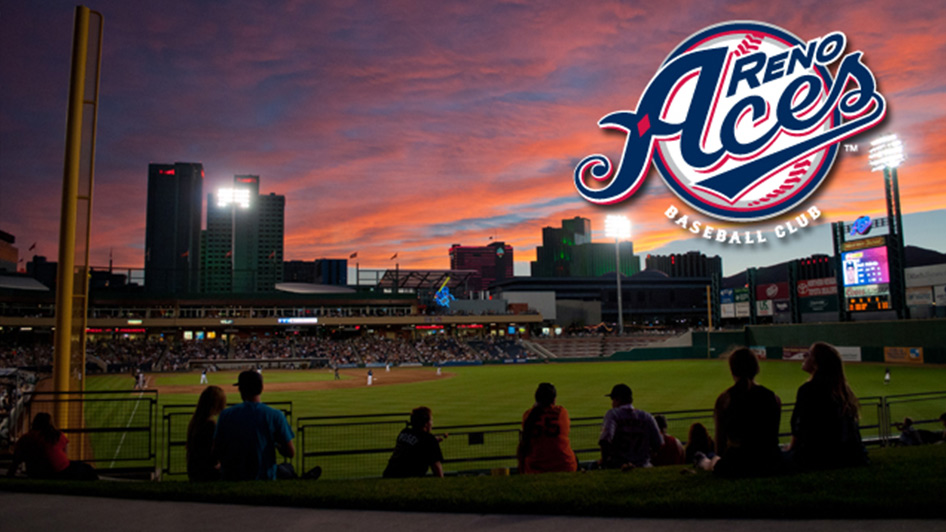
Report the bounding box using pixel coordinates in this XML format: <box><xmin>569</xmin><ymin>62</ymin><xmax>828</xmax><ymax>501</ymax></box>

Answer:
<box><xmin>574</xmin><ymin>21</ymin><xmax>886</xmax><ymax>221</ymax></box>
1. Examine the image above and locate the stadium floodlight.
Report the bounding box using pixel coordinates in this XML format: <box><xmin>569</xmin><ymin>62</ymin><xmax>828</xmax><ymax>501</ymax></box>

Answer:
<box><xmin>868</xmin><ymin>134</ymin><xmax>905</xmax><ymax>172</ymax></box>
<box><xmin>605</xmin><ymin>215</ymin><xmax>632</xmax><ymax>240</ymax></box>
<box><xmin>604</xmin><ymin>215</ymin><xmax>631</xmax><ymax>335</ymax></box>
<box><xmin>217</xmin><ymin>187</ymin><xmax>251</xmax><ymax>208</ymax></box>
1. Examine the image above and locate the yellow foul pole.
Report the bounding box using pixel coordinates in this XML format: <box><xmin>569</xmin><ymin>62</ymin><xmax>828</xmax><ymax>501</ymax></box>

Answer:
<box><xmin>53</xmin><ymin>6</ymin><xmax>103</xmax><ymax>440</ymax></box>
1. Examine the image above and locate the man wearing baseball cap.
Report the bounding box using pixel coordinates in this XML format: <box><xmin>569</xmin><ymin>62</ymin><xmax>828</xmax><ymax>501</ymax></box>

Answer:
<box><xmin>598</xmin><ymin>383</ymin><xmax>662</xmax><ymax>469</ymax></box>
<box><xmin>213</xmin><ymin>370</ymin><xmax>295</xmax><ymax>480</ymax></box>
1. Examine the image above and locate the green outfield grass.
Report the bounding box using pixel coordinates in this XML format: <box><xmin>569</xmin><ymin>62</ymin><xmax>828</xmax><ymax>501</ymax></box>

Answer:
<box><xmin>90</xmin><ymin>360</ymin><xmax>943</xmax><ymax>421</ymax></box>
<box><xmin>78</xmin><ymin>359</ymin><xmax>946</xmax><ymax>478</ymax></box>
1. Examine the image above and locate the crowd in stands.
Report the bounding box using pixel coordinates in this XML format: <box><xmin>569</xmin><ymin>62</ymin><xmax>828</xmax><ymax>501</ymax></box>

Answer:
<box><xmin>0</xmin><ymin>334</ymin><xmax>532</xmax><ymax>373</ymax></box>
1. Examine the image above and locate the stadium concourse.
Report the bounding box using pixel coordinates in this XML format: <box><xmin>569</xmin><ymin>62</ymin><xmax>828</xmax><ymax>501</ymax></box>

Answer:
<box><xmin>1</xmin><ymin>492</ymin><xmax>942</xmax><ymax>532</ymax></box>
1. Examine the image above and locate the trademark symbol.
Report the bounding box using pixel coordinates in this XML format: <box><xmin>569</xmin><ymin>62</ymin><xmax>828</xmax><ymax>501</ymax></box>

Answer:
<box><xmin>844</xmin><ymin>144</ymin><xmax>859</xmax><ymax>152</ymax></box>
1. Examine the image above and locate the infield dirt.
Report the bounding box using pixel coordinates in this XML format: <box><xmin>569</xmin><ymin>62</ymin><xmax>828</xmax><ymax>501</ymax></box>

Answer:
<box><xmin>149</xmin><ymin>367</ymin><xmax>447</xmax><ymax>395</ymax></box>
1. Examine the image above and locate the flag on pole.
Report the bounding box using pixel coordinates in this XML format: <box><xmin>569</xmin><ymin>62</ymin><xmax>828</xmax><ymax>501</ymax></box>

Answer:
<box><xmin>180</xmin><ymin>250</ymin><xmax>189</xmax><ymax>258</ymax></box>
<box><xmin>350</xmin><ymin>252</ymin><xmax>358</xmax><ymax>259</ymax></box>
<box><xmin>390</xmin><ymin>252</ymin><xmax>398</xmax><ymax>260</ymax></box>
<box><xmin>268</xmin><ymin>249</ymin><xmax>276</xmax><ymax>259</ymax></box>
<box><xmin>225</xmin><ymin>250</ymin><xmax>232</xmax><ymax>258</ymax></box>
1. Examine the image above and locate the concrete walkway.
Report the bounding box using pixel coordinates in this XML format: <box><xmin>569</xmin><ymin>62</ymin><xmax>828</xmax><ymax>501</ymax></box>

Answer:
<box><xmin>2</xmin><ymin>492</ymin><xmax>943</xmax><ymax>532</ymax></box>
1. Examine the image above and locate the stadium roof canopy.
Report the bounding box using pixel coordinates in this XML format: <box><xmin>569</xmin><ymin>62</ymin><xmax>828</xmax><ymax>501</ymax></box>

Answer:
<box><xmin>0</xmin><ymin>274</ymin><xmax>49</xmax><ymax>291</ymax></box>
<box><xmin>378</xmin><ymin>269</ymin><xmax>478</xmax><ymax>291</ymax></box>
<box><xmin>275</xmin><ymin>283</ymin><xmax>356</xmax><ymax>294</ymax></box>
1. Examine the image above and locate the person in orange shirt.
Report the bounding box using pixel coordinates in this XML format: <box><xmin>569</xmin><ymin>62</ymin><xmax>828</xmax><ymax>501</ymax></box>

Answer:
<box><xmin>517</xmin><ymin>382</ymin><xmax>578</xmax><ymax>474</ymax></box>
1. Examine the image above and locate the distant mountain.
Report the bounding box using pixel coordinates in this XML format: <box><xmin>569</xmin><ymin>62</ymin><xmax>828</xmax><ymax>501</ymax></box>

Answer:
<box><xmin>905</xmin><ymin>245</ymin><xmax>946</xmax><ymax>267</ymax></box>
<box><xmin>721</xmin><ymin>245</ymin><xmax>946</xmax><ymax>288</ymax></box>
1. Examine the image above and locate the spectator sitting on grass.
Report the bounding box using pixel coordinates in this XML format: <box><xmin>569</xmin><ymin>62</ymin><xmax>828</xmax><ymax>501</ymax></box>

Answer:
<box><xmin>684</xmin><ymin>422</ymin><xmax>715</xmax><ymax>466</ymax></box>
<box><xmin>598</xmin><ymin>384</ymin><xmax>663</xmax><ymax>469</ymax></box>
<box><xmin>895</xmin><ymin>416</ymin><xmax>945</xmax><ymax>446</ymax></box>
<box><xmin>651</xmin><ymin>414</ymin><xmax>685</xmax><ymax>466</ymax></box>
<box><xmin>214</xmin><ymin>370</ymin><xmax>295</xmax><ymax>480</ymax></box>
<box><xmin>187</xmin><ymin>385</ymin><xmax>226</xmax><ymax>481</ymax></box>
<box><xmin>788</xmin><ymin>342</ymin><xmax>868</xmax><ymax>470</ymax></box>
<box><xmin>703</xmin><ymin>347</ymin><xmax>783</xmax><ymax>477</ymax></box>
<box><xmin>7</xmin><ymin>413</ymin><xmax>98</xmax><ymax>480</ymax></box>
<box><xmin>517</xmin><ymin>382</ymin><xmax>577</xmax><ymax>474</ymax></box>
<box><xmin>383</xmin><ymin>406</ymin><xmax>446</xmax><ymax>478</ymax></box>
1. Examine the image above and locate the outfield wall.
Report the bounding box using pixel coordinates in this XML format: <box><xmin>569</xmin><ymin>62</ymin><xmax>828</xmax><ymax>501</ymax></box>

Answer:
<box><xmin>610</xmin><ymin>319</ymin><xmax>946</xmax><ymax>364</ymax></box>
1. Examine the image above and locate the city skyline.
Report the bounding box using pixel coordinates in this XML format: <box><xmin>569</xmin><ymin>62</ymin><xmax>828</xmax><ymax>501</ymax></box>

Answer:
<box><xmin>2</xmin><ymin>1</ymin><xmax>946</xmax><ymax>278</ymax></box>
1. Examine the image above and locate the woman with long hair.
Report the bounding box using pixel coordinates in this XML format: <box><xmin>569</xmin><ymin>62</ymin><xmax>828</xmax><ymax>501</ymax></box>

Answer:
<box><xmin>789</xmin><ymin>342</ymin><xmax>868</xmax><ymax>470</ymax></box>
<box><xmin>517</xmin><ymin>382</ymin><xmax>577</xmax><ymax>474</ymax></box>
<box><xmin>708</xmin><ymin>347</ymin><xmax>783</xmax><ymax>477</ymax></box>
<box><xmin>187</xmin><ymin>385</ymin><xmax>227</xmax><ymax>481</ymax></box>
<box><xmin>684</xmin><ymin>422</ymin><xmax>716</xmax><ymax>466</ymax></box>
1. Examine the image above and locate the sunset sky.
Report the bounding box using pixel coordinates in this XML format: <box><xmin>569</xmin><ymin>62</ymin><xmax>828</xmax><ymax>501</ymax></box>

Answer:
<box><xmin>2</xmin><ymin>0</ymin><xmax>945</xmax><ymax>278</ymax></box>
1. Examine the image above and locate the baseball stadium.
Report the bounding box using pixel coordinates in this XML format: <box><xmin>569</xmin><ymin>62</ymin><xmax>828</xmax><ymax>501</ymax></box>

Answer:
<box><xmin>4</xmin><ymin>2</ymin><xmax>946</xmax><ymax>528</ymax></box>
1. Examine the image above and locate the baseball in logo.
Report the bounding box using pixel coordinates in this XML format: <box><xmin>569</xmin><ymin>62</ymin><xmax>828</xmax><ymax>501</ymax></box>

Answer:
<box><xmin>574</xmin><ymin>21</ymin><xmax>886</xmax><ymax>222</ymax></box>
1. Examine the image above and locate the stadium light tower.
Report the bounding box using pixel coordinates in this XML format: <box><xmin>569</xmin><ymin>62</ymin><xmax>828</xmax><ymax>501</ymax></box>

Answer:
<box><xmin>868</xmin><ymin>133</ymin><xmax>908</xmax><ymax>319</ymax></box>
<box><xmin>605</xmin><ymin>215</ymin><xmax>631</xmax><ymax>335</ymax></box>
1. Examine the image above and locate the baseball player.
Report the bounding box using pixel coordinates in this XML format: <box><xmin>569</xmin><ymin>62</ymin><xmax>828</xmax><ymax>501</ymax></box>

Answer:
<box><xmin>367</xmin><ymin>369</ymin><xmax>373</xmax><ymax>386</ymax></box>
<box><xmin>200</xmin><ymin>368</ymin><xmax>209</xmax><ymax>384</ymax></box>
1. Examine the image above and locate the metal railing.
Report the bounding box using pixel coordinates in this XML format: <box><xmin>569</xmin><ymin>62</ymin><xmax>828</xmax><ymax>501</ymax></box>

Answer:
<box><xmin>21</xmin><ymin>390</ymin><xmax>158</xmax><ymax>473</ymax></box>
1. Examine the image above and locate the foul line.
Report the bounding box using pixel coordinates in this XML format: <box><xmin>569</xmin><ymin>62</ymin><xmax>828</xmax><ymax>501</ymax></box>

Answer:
<box><xmin>109</xmin><ymin>378</ymin><xmax>147</xmax><ymax>468</ymax></box>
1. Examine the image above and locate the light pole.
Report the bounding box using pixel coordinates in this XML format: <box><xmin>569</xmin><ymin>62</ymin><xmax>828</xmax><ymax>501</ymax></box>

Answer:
<box><xmin>605</xmin><ymin>215</ymin><xmax>631</xmax><ymax>335</ymax></box>
<box><xmin>868</xmin><ymin>134</ymin><xmax>907</xmax><ymax>319</ymax></box>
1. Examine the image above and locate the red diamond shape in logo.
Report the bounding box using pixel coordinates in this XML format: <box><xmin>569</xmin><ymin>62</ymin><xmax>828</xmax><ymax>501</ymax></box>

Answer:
<box><xmin>637</xmin><ymin>114</ymin><xmax>650</xmax><ymax>136</ymax></box>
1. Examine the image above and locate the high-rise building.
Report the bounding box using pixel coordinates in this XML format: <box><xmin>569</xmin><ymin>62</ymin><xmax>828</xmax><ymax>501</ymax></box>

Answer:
<box><xmin>532</xmin><ymin>217</ymin><xmax>591</xmax><ymax>277</ymax></box>
<box><xmin>0</xmin><ymin>230</ymin><xmax>17</xmax><ymax>273</ymax></box>
<box><xmin>531</xmin><ymin>217</ymin><xmax>639</xmax><ymax>277</ymax></box>
<box><xmin>645</xmin><ymin>251</ymin><xmax>722</xmax><ymax>278</ymax></box>
<box><xmin>449</xmin><ymin>242</ymin><xmax>513</xmax><ymax>291</ymax></box>
<box><xmin>202</xmin><ymin>175</ymin><xmax>284</xmax><ymax>293</ymax></box>
<box><xmin>144</xmin><ymin>162</ymin><xmax>203</xmax><ymax>294</ymax></box>
<box><xmin>283</xmin><ymin>259</ymin><xmax>348</xmax><ymax>286</ymax></box>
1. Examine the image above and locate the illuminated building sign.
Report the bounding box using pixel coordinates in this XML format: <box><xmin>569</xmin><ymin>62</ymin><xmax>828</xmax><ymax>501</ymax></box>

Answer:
<box><xmin>434</xmin><ymin>277</ymin><xmax>456</xmax><ymax>308</ymax></box>
<box><xmin>849</xmin><ymin>215</ymin><xmax>872</xmax><ymax>236</ymax></box>
<box><xmin>277</xmin><ymin>317</ymin><xmax>319</xmax><ymax>325</ymax></box>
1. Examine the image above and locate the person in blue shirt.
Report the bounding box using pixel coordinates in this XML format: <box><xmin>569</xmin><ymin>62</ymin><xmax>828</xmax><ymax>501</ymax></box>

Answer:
<box><xmin>214</xmin><ymin>370</ymin><xmax>295</xmax><ymax>480</ymax></box>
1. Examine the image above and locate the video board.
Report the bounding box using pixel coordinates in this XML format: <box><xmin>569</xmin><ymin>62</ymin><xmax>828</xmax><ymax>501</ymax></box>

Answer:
<box><xmin>841</xmin><ymin>246</ymin><xmax>890</xmax><ymax>287</ymax></box>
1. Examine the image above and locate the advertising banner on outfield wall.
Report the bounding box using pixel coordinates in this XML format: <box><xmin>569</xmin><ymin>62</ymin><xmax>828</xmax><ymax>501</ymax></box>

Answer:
<box><xmin>756</xmin><ymin>282</ymin><xmax>789</xmax><ymax>301</ymax></box>
<box><xmin>784</xmin><ymin>346</ymin><xmax>861</xmax><ymax>362</ymax></box>
<box><xmin>797</xmin><ymin>277</ymin><xmax>837</xmax><ymax>297</ymax></box>
<box><xmin>735</xmin><ymin>301</ymin><xmax>751</xmax><ymax>317</ymax></box>
<box><xmin>837</xmin><ymin>346</ymin><xmax>863</xmax><ymax>362</ymax></box>
<box><xmin>906</xmin><ymin>286</ymin><xmax>933</xmax><ymax>306</ymax></box>
<box><xmin>750</xmin><ymin>346</ymin><xmax>767</xmax><ymax>359</ymax></box>
<box><xmin>935</xmin><ymin>285</ymin><xmax>946</xmax><ymax>307</ymax></box>
<box><xmin>721</xmin><ymin>303</ymin><xmax>735</xmax><ymax>318</ymax></box>
<box><xmin>734</xmin><ymin>288</ymin><xmax>750</xmax><ymax>303</ymax></box>
<box><xmin>720</xmin><ymin>289</ymin><xmax>734</xmax><ymax>304</ymax></box>
<box><xmin>905</xmin><ymin>264</ymin><xmax>946</xmax><ymax>288</ymax></box>
<box><xmin>756</xmin><ymin>300</ymin><xmax>774</xmax><ymax>316</ymax></box>
<box><xmin>800</xmin><ymin>295</ymin><xmax>838</xmax><ymax>313</ymax></box>
<box><xmin>884</xmin><ymin>347</ymin><xmax>924</xmax><ymax>364</ymax></box>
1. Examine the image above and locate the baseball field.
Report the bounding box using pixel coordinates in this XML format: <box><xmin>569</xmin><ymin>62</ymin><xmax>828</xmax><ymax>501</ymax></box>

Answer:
<box><xmin>76</xmin><ymin>358</ymin><xmax>946</xmax><ymax>479</ymax></box>
<box><xmin>88</xmin><ymin>358</ymin><xmax>946</xmax><ymax>423</ymax></box>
